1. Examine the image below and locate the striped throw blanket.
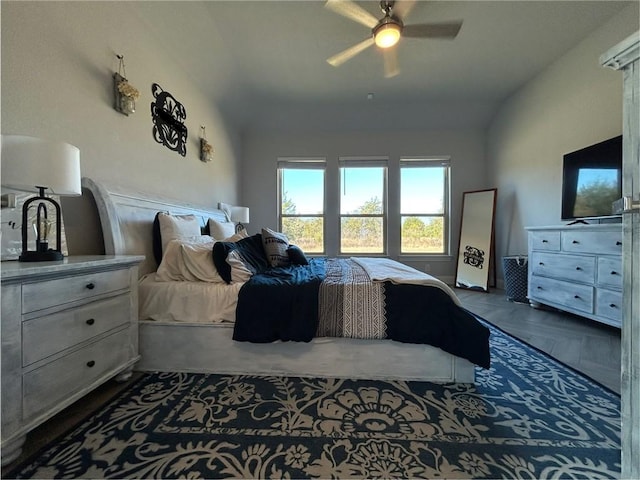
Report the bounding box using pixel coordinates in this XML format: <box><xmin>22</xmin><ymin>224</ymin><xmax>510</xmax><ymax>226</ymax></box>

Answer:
<box><xmin>317</xmin><ymin>258</ymin><xmax>386</xmax><ymax>339</ymax></box>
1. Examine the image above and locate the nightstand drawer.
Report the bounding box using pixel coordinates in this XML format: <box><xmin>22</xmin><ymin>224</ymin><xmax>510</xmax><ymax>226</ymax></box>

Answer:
<box><xmin>22</xmin><ymin>328</ymin><xmax>131</xmax><ymax>419</ymax></box>
<box><xmin>22</xmin><ymin>295</ymin><xmax>131</xmax><ymax>366</ymax></box>
<box><xmin>561</xmin><ymin>230</ymin><xmax>623</xmax><ymax>255</ymax></box>
<box><xmin>597</xmin><ymin>257</ymin><xmax>623</xmax><ymax>289</ymax></box>
<box><xmin>530</xmin><ymin>231</ymin><xmax>560</xmax><ymax>251</ymax></box>
<box><xmin>595</xmin><ymin>289</ymin><xmax>623</xmax><ymax>325</ymax></box>
<box><xmin>530</xmin><ymin>276</ymin><xmax>593</xmax><ymax>314</ymax></box>
<box><xmin>22</xmin><ymin>268</ymin><xmax>130</xmax><ymax>314</ymax></box>
<box><xmin>531</xmin><ymin>252</ymin><xmax>595</xmax><ymax>283</ymax></box>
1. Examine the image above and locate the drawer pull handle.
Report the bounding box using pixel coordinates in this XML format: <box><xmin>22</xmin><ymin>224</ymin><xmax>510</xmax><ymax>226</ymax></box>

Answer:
<box><xmin>86</xmin><ymin>318</ymin><xmax>95</xmax><ymax>325</ymax></box>
<box><xmin>611</xmin><ymin>271</ymin><xmax>618</xmax><ymax>275</ymax></box>
<box><xmin>616</xmin><ymin>241</ymin><xmax>622</xmax><ymax>246</ymax></box>
<box><xmin>610</xmin><ymin>303</ymin><xmax>617</xmax><ymax>308</ymax></box>
<box><xmin>572</xmin><ymin>240</ymin><xmax>579</xmax><ymax>244</ymax></box>
<box><xmin>542</xmin><ymin>239</ymin><xmax>548</xmax><ymax>243</ymax></box>
<box><xmin>86</xmin><ymin>282</ymin><xmax>95</xmax><ymax>290</ymax></box>
<box><xmin>86</xmin><ymin>360</ymin><xmax>96</xmax><ymax>368</ymax></box>
<box><xmin>539</xmin><ymin>262</ymin><xmax>545</xmax><ymax>266</ymax></box>
<box><xmin>537</xmin><ymin>286</ymin><xmax>543</xmax><ymax>290</ymax></box>
<box><xmin>575</xmin><ymin>266</ymin><xmax>581</xmax><ymax>271</ymax></box>
<box><xmin>574</xmin><ymin>295</ymin><xmax>580</xmax><ymax>299</ymax></box>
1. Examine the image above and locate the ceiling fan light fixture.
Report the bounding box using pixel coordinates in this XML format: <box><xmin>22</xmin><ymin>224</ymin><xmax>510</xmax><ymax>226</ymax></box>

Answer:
<box><xmin>374</xmin><ymin>22</ymin><xmax>401</xmax><ymax>48</ymax></box>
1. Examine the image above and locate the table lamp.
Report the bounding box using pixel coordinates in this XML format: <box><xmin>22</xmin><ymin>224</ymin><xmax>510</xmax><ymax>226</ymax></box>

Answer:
<box><xmin>231</xmin><ymin>206</ymin><xmax>250</xmax><ymax>233</ymax></box>
<box><xmin>1</xmin><ymin>135</ymin><xmax>81</xmax><ymax>261</ymax></box>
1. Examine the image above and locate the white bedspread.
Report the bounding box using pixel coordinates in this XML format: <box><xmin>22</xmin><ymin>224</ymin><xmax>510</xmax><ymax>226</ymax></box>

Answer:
<box><xmin>351</xmin><ymin>257</ymin><xmax>462</xmax><ymax>306</ymax></box>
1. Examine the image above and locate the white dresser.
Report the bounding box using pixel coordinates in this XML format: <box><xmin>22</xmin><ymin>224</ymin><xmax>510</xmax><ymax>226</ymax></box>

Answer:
<box><xmin>0</xmin><ymin>255</ymin><xmax>143</xmax><ymax>465</ymax></box>
<box><xmin>527</xmin><ymin>224</ymin><xmax>623</xmax><ymax>328</ymax></box>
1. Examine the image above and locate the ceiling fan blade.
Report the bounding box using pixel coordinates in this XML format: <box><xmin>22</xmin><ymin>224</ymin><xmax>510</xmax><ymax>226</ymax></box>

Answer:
<box><xmin>392</xmin><ymin>0</ymin><xmax>417</xmax><ymax>21</ymax></box>
<box><xmin>383</xmin><ymin>47</ymin><xmax>400</xmax><ymax>78</ymax></box>
<box><xmin>403</xmin><ymin>21</ymin><xmax>463</xmax><ymax>39</ymax></box>
<box><xmin>325</xmin><ymin>0</ymin><xmax>378</xmax><ymax>29</ymax></box>
<box><xmin>327</xmin><ymin>37</ymin><xmax>375</xmax><ymax>67</ymax></box>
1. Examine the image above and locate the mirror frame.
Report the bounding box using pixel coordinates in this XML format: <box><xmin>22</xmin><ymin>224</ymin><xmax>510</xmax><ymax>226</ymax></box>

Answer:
<box><xmin>454</xmin><ymin>188</ymin><xmax>497</xmax><ymax>292</ymax></box>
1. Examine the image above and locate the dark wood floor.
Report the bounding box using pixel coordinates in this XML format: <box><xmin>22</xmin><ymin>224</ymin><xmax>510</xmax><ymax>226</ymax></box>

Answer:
<box><xmin>2</xmin><ymin>288</ymin><xmax>621</xmax><ymax>475</ymax></box>
<box><xmin>457</xmin><ymin>287</ymin><xmax>621</xmax><ymax>393</ymax></box>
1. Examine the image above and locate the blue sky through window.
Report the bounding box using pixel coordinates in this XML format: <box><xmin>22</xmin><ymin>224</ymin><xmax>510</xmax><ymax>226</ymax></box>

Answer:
<box><xmin>282</xmin><ymin>165</ymin><xmax>446</xmax><ymax>215</ymax></box>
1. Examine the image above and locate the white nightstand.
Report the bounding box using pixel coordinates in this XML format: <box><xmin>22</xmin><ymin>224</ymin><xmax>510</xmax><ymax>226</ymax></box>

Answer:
<box><xmin>1</xmin><ymin>255</ymin><xmax>144</xmax><ymax>465</ymax></box>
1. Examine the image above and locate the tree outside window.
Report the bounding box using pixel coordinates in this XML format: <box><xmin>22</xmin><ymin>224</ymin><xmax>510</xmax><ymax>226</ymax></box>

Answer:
<box><xmin>340</xmin><ymin>161</ymin><xmax>387</xmax><ymax>254</ymax></box>
<box><xmin>278</xmin><ymin>160</ymin><xmax>325</xmax><ymax>253</ymax></box>
<box><xmin>400</xmin><ymin>159</ymin><xmax>450</xmax><ymax>254</ymax></box>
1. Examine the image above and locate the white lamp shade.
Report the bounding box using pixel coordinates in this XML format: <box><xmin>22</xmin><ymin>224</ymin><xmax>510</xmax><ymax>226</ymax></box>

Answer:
<box><xmin>1</xmin><ymin>135</ymin><xmax>81</xmax><ymax>195</ymax></box>
<box><xmin>231</xmin><ymin>206</ymin><xmax>250</xmax><ymax>224</ymax></box>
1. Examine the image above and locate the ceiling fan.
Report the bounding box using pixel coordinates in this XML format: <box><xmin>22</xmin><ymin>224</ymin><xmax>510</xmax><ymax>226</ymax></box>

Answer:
<box><xmin>325</xmin><ymin>0</ymin><xmax>462</xmax><ymax>78</ymax></box>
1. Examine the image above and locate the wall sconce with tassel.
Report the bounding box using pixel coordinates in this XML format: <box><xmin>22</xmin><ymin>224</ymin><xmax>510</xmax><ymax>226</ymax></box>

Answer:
<box><xmin>114</xmin><ymin>54</ymin><xmax>140</xmax><ymax>116</ymax></box>
<box><xmin>200</xmin><ymin>126</ymin><xmax>214</xmax><ymax>162</ymax></box>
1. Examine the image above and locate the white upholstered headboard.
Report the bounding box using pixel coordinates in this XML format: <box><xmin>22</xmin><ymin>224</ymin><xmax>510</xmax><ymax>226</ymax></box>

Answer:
<box><xmin>82</xmin><ymin>177</ymin><xmax>227</xmax><ymax>277</ymax></box>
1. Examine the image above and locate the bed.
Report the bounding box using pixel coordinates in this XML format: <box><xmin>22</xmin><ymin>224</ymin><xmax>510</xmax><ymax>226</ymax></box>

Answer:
<box><xmin>84</xmin><ymin>177</ymin><xmax>489</xmax><ymax>382</ymax></box>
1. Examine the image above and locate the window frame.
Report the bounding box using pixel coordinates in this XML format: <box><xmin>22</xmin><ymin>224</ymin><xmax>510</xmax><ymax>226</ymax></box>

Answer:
<box><xmin>399</xmin><ymin>157</ymin><xmax>451</xmax><ymax>256</ymax></box>
<box><xmin>338</xmin><ymin>156</ymin><xmax>388</xmax><ymax>256</ymax></box>
<box><xmin>277</xmin><ymin>157</ymin><xmax>327</xmax><ymax>255</ymax></box>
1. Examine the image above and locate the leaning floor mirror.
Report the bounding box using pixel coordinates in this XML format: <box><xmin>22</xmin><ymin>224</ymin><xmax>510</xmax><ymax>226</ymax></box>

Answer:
<box><xmin>455</xmin><ymin>188</ymin><xmax>497</xmax><ymax>292</ymax></box>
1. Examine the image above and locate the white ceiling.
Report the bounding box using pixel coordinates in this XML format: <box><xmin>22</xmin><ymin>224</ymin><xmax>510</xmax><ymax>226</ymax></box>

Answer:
<box><xmin>132</xmin><ymin>1</ymin><xmax>634</xmax><ymax>131</ymax></box>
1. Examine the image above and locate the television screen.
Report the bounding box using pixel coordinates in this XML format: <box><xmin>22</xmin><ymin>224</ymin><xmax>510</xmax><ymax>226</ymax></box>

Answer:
<box><xmin>561</xmin><ymin>135</ymin><xmax>622</xmax><ymax>220</ymax></box>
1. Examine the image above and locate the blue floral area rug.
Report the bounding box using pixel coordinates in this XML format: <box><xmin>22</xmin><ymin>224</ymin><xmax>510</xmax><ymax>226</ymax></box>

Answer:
<box><xmin>6</xmin><ymin>323</ymin><xmax>620</xmax><ymax>479</ymax></box>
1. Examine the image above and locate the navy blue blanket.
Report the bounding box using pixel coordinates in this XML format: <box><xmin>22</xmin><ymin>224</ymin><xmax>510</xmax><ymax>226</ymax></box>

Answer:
<box><xmin>233</xmin><ymin>258</ymin><xmax>326</xmax><ymax>342</ymax></box>
<box><xmin>233</xmin><ymin>258</ymin><xmax>490</xmax><ymax>368</ymax></box>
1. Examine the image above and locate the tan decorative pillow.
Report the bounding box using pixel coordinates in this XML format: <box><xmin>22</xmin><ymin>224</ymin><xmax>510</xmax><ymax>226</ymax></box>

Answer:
<box><xmin>157</xmin><ymin>213</ymin><xmax>202</xmax><ymax>256</ymax></box>
<box><xmin>209</xmin><ymin>218</ymin><xmax>236</xmax><ymax>240</ymax></box>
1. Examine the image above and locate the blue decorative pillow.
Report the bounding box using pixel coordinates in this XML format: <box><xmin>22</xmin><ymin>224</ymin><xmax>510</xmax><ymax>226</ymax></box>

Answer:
<box><xmin>213</xmin><ymin>234</ymin><xmax>268</xmax><ymax>283</ymax></box>
<box><xmin>287</xmin><ymin>245</ymin><xmax>308</xmax><ymax>265</ymax></box>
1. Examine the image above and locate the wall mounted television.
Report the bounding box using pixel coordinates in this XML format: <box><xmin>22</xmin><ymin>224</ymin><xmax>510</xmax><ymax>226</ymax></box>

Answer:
<box><xmin>561</xmin><ymin>135</ymin><xmax>622</xmax><ymax>221</ymax></box>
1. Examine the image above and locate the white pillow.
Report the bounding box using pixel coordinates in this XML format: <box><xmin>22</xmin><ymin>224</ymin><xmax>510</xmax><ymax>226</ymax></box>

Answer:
<box><xmin>158</xmin><ymin>213</ymin><xmax>202</xmax><ymax>255</ymax></box>
<box><xmin>226</xmin><ymin>249</ymin><xmax>254</xmax><ymax>283</ymax></box>
<box><xmin>223</xmin><ymin>229</ymin><xmax>249</xmax><ymax>242</ymax></box>
<box><xmin>209</xmin><ymin>218</ymin><xmax>236</xmax><ymax>240</ymax></box>
<box><xmin>262</xmin><ymin>227</ymin><xmax>291</xmax><ymax>267</ymax></box>
<box><xmin>180</xmin><ymin>241</ymin><xmax>224</xmax><ymax>282</ymax></box>
<box><xmin>156</xmin><ymin>239</ymin><xmax>188</xmax><ymax>281</ymax></box>
<box><xmin>156</xmin><ymin>236</ymin><xmax>223</xmax><ymax>282</ymax></box>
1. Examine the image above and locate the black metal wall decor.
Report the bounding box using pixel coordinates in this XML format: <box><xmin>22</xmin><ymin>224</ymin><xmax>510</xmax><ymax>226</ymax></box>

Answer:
<box><xmin>150</xmin><ymin>83</ymin><xmax>187</xmax><ymax>157</ymax></box>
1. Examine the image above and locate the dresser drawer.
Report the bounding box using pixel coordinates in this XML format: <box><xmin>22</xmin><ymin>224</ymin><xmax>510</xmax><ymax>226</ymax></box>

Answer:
<box><xmin>530</xmin><ymin>231</ymin><xmax>560</xmax><ymax>251</ymax></box>
<box><xmin>22</xmin><ymin>328</ymin><xmax>131</xmax><ymax>419</ymax></box>
<box><xmin>22</xmin><ymin>268</ymin><xmax>130</xmax><ymax>314</ymax></box>
<box><xmin>531</xmin><ymin>252</ymin><xmax>595</xmax><ymax>283</ymax></box>
<box><xmin>595</xmin><ymin>288</ymin><xmax>623</xmax><ymax>326</ymax></box>
<box><xmin>530</xmin><ymin>276</ymin><xmax>593</xmax><ymax>314</ymax></box>
<box><xmin>561</xmin><ymin>230</ymin><xmax>623</xmax><ymax>255</ymax></box>
<box><xmin>22</xmin><ymin>295</ymin><xmax>131</xmax><ymax>366</ymax></box>
<box><xmin>597</xmin><ymin>257</ymin><xmax>623</xmax><ymax>289</ymax></box>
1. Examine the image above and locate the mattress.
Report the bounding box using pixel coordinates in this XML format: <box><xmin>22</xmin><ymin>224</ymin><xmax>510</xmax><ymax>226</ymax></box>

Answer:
<box><xmin>138</xmin><ymin>273</ymin><xmax>243</xmax><ymax>323</ymax></box>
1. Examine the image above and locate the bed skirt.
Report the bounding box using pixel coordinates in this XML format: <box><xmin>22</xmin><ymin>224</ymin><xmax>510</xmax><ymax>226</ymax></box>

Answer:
<box><xmin>136</xmin><ymin>320</ymin><xmax>475</xmax><ymax>383</ymax></box>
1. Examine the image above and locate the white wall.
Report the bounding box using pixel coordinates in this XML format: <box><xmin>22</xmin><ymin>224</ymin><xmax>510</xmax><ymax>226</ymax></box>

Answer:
<box><xmin>242</xmin><ymin>129</ymin><xmax>487</xmax><ymax>280</ymax></box>
<box><xmin>487</xmin><ymin>4</ymin><xmax>639</xmax><ymax>277</ymax></box>
<box><xmin>1</xmin><ymin>2</ymin><xmax>241</xmax><ymax>237</ymax></box>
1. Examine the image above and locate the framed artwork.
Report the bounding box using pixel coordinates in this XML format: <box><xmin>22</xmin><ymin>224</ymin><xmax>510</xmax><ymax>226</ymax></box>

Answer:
<box><xmin>454</xmin><ymin>188</ymin><xmax>497</xmax><ymax>292</ymax></box>
<box><xmin>150</xmin><ymin>83</ymin><xmax>187</xmax><ymax>157</ymax></box>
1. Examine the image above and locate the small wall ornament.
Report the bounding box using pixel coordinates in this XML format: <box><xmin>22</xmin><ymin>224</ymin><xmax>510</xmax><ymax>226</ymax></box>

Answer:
<box><xmin>200</xmin><ymin>126</ymin><xmax>213</xmax><ymax>162</ymax></box>
<box><xmin>150</xmin><ymin>83</ymin><xmax>187</xmax><ymax>157</ymax></box>
<box><xmin>113</xmin><ymin>55</ymin><xmax>140</xmax><ymax>116</ymax></box>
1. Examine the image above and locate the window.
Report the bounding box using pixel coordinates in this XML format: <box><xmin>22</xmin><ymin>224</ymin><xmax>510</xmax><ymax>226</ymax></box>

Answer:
<box><xmin>400</xmin><ymin>158</ymin><xmax>450</xmax><ymax>254</ymax></box>
<box><xmin>339</xmin><ymin>157</ymin><xmax>387</xmax><ymax>254</ymax></box>
<box><xmin>278</xmin><ymin>158</ymin><xmax>325</xmax><ymax>253</ymax></box>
